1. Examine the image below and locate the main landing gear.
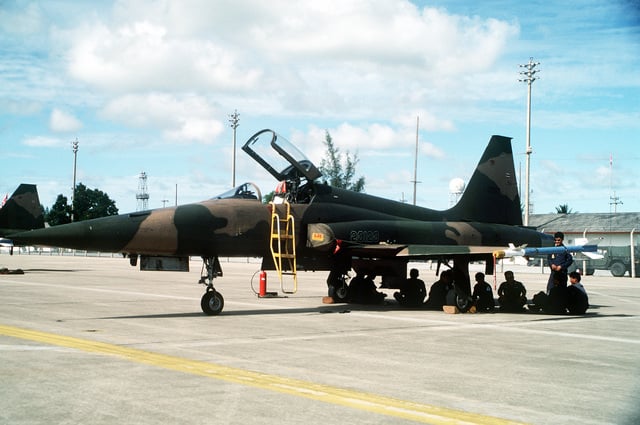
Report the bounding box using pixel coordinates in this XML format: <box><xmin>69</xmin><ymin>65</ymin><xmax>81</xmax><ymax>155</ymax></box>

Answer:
<box><xmin>199</xmin><ymin>256</ymin><xmax>224</xmax><ymax>315</ymax></box>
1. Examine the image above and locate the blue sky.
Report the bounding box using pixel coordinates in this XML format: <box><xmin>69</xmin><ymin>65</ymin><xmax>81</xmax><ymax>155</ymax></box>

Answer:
<box><xmin>1</xmin><ymin>0</ymin><xmax>639</xmax><ymax>216</ymax></box>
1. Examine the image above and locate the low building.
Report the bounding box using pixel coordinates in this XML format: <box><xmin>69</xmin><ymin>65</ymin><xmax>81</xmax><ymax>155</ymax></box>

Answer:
<box><xmin>529</xmin><ymin>213</ymin><xmax>640</xmax><ymax>247</ymax></box>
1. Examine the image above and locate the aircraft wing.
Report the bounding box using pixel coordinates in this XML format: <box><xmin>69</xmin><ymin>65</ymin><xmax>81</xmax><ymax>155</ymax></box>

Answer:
<box><xmin>338</xmin><ymin>242</ymin><xmax>505</xmax><ymax>259</ymax></box>
<box><xmin>397</xmin><ymin>245</ymin><xmax>507</xmax><ymax>257</ymax></box>
<box><xmin>309</xmin><ymin>223</ymin><xmax>525</xmax><ymax>261</ymax></box>
<box><xmin>336</xmin><ymin>243</ymin><xmax>604</xmax><ymax>268</ymax></box>
<box><xmin>338</xmin><ymin>243</ymin><xmax>606</xmax><ymax>263</ymax></box>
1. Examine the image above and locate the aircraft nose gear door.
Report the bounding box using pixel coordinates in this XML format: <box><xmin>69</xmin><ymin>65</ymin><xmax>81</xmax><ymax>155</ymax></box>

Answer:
<box><xmin>270</xmin><ymin>201</ymin><xmax>298</xmax><ymax>294</ymax></box>
<box><xmin>199</xmin><ymin>256</ymin><xmax>225</xmax><ymax>315</ymax></box>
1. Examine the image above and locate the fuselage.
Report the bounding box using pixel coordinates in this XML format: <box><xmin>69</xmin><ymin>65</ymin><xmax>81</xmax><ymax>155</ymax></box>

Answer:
<box><xmin>9</xmin><ymin>182</ymin><xmax>553</xmax><ymax>260</ymax></box>
<box><xmin>10</xmin><ymin>182</ymin><xmax>553</xmax><ymax>258</ymax></box>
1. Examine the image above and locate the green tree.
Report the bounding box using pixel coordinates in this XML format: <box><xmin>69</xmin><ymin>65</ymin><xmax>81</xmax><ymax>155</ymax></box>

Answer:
<box><xmin>45</xmin><ymin>183</ymin><xmax>119</xmax><ymax>224</ymax></box>
<box><xmin>555</xmin><ymin>204</ymin><xmax>575</xmax><ymax>214</ymax></box>
<box><xmin>262</xmin><ymin>191</ymin><xmax>275</xmax><ymax>204</ymax></box>
<box><xmin>45</xmin><ymin>195</ymin><xmax>72</xmax><ymax>226</ymax></box>
<box><xmin>319</xmin><ymin>131</ymin><xmax>365</xmax><ymax>192</ymax></box>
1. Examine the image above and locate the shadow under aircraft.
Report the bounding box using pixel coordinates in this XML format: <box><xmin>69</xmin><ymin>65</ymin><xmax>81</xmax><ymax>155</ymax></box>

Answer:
<box><xmin>5</xmin><ymin>129</ymin><xmax>570</xmax><ymax>315</ymax></box>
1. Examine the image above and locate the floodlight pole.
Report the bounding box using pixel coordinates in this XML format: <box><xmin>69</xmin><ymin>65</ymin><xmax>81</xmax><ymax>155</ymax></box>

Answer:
<box><xmin>229</xmin><ymin>110</ymin><xmax>240</xmax><ymax>188</ymax></box>
<box><xmin>519</xmin><ymin>58</ymin><xmax>539</xmax><ymax>226</ymax></box>
<box><xmin>412</xmin><ymin>116</ymin><xmax>420</xmax><ymax>206</ymax></box>
<box><xmin>71</xmin><ymin>138</ymin><xmax>79</xmax><ymax>222</ymax></box>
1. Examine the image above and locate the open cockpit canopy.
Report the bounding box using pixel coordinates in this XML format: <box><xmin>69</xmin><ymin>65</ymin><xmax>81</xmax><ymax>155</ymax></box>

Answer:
<box><xmin>242</xmin><ymin>129</ymin><xmax>321</xmax><ymax>183</ymax></box>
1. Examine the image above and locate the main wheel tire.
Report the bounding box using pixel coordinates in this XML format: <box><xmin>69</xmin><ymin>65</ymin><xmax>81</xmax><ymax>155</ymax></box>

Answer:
<box><xmin>336</xmin><ymin>284</ymin><xmax>349</xmax><ymax>300</ymax></box>
<box><xmin>610</xmin><ymin>262</ymin><xmax>626</xmax><ymax>277</ymax></box>
<box><xmin>330</xmin><ymin>283</ymin><xmax>350</xmax><ymax>303</ymax></box>
<box><xmin>455</xmin><ymin>294</ymin><xmax>472</xmax><ymax>313</ymax></box>
<box><xmin>201</xmin><ymin>291</ymin><xmax>225</xmax><ymax>315</ymax></box>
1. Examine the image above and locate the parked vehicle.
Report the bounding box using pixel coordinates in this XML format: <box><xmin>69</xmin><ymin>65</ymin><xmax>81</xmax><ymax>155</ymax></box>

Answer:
<box><xmin>580</xmin><ymin>245</ymin><xmax>640</xmax><ymax>277</ymax></box>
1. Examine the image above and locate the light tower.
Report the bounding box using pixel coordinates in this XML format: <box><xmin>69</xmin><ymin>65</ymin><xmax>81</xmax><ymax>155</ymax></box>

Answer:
<box><xmin>136</xmin><ymin>172</ymin><xmax>149</xmax><ymax>211</ymax></box>
<box><xmin>71</xmin><ymin>138</ymin><xmax>79</xmax><ymax>222</ymax></box>
<box><xmin>519</xmin><ymin>57</ymin><xmax>540</xmax><ymax>226</ymax></box>
<box><xmin>411</xmin><ymin>116</ymin><xmax>420</xmax><ymax>205</ymax></box>
<box><xmin>229</xmin><ymin>109</ymin><xmax>240</xmax><ymax>187</ymax></box>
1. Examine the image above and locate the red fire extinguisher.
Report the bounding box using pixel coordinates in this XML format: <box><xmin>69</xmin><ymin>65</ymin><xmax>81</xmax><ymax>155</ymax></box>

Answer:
<box><xmin>259</xmin><ymin>270</ymin><xmax>267</xmax><ymax>297</ymax></box>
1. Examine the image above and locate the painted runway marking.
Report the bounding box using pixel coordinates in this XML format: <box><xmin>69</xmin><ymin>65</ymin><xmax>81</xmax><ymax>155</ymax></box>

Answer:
<box><xmin>0</xmin><ymin>324</ymin><xmax>527</xmax><ymax>425</ymax></box>
<box><xmin>348</xmin><ymin>311</ymin><xmax>640</xmax><ymax>345</ymax></box>
<box><xmin>0</xmin><ymin>279</ymin><xmax>197</xmax><ymax>300</ymax></box>
<box><xmin>0</xmin><ymin>279</ymin><xmax>300</xmax><ymax>309</ymax></box>
<box><xmin>5</xmin><ymin>279</ymin><xmax>639</xmax><ymax>347</ymax></box>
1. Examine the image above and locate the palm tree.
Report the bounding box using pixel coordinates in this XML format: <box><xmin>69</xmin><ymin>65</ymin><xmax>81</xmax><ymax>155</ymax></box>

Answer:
<box><xmin>555</xmin><ymin>204</ymin><xmax>575</xmax><ymax>214</ymax></box>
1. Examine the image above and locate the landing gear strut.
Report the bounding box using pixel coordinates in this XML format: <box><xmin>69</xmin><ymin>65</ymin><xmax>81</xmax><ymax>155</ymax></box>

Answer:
<box><xmin>326</xmin><ymin>269</ymin><xmax>350</xmax><ymax>303</ymax></box>
<box><xmin>199</xmin><ymin>256</ymin><xmax>224</xmax><ymax>315</ymax></box>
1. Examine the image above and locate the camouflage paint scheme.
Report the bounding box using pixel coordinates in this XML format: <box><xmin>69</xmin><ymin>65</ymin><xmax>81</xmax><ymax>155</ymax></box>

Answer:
<box><xmin>4</xmin><ymin>129</ymin><xmax>554</xmax><ymax>314</ymax></box>
<box><xmin>0</xmin><ymin>184</ymin><xmax>44</xmax><ymax>235</ymax></box>
<box><xmin>11</xmin><ymin>199</ymin><xmax>273</xmax><ymax>257</ymax></box>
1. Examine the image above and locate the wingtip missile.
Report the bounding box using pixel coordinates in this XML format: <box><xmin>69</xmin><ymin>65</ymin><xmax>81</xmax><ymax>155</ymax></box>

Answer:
<box><xmin>494</xmin><ymin>244</ymin><xmax>600</xmax><ymax>259</ymax></box>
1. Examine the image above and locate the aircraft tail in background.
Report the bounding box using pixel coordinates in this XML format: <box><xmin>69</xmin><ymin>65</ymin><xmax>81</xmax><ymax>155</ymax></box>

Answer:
<box><xmin>0</xmin><ymin>184</ymin><xmax>45</xmax><ymax>235</ymax></box>
<box><xmin>446</xmin><ymin>135</ymin><xmax>522</xmax><ymax>226</ymax></box>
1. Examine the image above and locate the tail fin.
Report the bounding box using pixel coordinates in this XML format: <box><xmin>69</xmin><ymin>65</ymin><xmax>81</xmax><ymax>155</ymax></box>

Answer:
<box><xmin>0</xmin><ymin>184</ymin><xmax>45</xmax><ymax>234</ymax></box>
<box><xmin>447</xmin><ymin>135</ymin><xmax>522</xmax><ymax>225</ymax></box>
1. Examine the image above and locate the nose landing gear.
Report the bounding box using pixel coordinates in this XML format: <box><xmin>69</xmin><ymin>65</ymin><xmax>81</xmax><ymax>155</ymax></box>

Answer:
<box><xmin>199</xmin><ymin>256</ymin><xmax>224</xmax><ymax>315</ymax></box>
<box><xmin>201</xmin><ymin>289</ymin><xmax>224</xmax><ymax>316</ymax></box>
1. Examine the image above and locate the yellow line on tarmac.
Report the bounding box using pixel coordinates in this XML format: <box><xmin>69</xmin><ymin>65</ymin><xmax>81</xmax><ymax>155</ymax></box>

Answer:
<box><xmin>0</xmin><ymin>324</ymin><xmax>526</xmax><ymax>425</ymax></box>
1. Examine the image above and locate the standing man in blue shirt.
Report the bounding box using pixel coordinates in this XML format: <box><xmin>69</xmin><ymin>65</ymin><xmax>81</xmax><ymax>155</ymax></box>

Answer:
<box><xmin>547</xmin><ymin>231</ymin><xmax>573</xmax><ymax>294</ymax></box>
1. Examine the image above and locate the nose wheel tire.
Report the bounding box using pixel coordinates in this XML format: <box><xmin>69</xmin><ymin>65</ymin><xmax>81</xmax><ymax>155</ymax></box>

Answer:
<box><xmin>201</xmin><ymin>290</ymin><xmax>225</xmax><ymax>315</ymax></box>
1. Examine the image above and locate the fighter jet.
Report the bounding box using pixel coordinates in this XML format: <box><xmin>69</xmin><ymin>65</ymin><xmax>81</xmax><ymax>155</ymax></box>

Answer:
<box><xmin>6</xmin><ymin>129</ymin><xmax>559</xmax><ymax>315</ymax></box>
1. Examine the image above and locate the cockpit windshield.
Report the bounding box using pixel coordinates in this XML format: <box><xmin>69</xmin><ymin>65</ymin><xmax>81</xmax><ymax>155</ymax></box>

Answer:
<box><xmin>211</xmin><ymin>182</ymin><xmax>262</xmax><ymax>201</ymax></box>
<box><xmin>242</xmin><ymin>129</ymin><xmax>322</xmax><ymax>182</ymax></box>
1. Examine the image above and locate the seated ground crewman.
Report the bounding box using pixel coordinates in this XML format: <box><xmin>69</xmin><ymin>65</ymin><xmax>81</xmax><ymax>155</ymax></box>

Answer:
<box><xmin>472</xmin><ymin>272</ymin><xmax>495</xmax><ymax>312</ymax></box>
<box><xmin>394</xmin><ymin>268</ymin><xmax>427</xmax><ymax>307</ymax></box>
<box><xmin>497</xmin><ymin>271</ymin><xmax>526</xmax><ymax>312</ymax></box>
<box><xmin>566</xmin><ymin>271</ymin><xmax>589</xmax><ymax>314</ymax></box>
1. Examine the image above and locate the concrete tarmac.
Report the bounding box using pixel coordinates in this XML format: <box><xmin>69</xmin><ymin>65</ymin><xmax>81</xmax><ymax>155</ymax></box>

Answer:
<box><xmin>1</xmin><ymin>253</ymin><xmax>639</xmax><ymax>425</ymax></box>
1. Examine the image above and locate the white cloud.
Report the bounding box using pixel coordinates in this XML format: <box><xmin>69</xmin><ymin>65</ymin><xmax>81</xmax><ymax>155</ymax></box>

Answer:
<box><xmin>60</xmin><ymin>0</ymin><xmax>518</xmax><ymax>122</ymax></box>
<box><xmin>23</xmin><ymin>136</ymin><xmax>62</xmax><ymax>147</ymax></box>
<box><xmin>291</xmin><ymin>121</ymin><xmax>449</xmax><ymax>166</ymax></box>
<box><xmin>67</xmin><ymin>20</ymin><xmax>261</xmax><ymax>93</ymax></box>
<box><xmin>421</xmin><ymin>142</ymin><xmax>445</xmax><ymax>159</ymax></box>
<box><xmin>164</xmin><ymin>117</ymin><xmax>225</xmax><ymax>143</ymax></box>
<box><xmin>247</xmin><ymin>1</ymin><xmax>517</xmax><ymax>71</ymax></box>
<box><xmin>101</xmin><ymin>93</ymin><xmax>224</xmax><ymax>143</ymax></box>
<box><xmin>294</xmin><ymin>123</ymin><xmax>401</xmax><ymax>161</ymax></box>
<box><xmin>0</xmin><ymin>3</ymin><xmax>44</xmax><ymax>36</ymax></box>
<box><xmin>595</xmin><ymin>165</ymin><xmax>612</xmax><ymax>181</ymax></box>
<box><xmin>50</xmin><ymin>108</ymin><xmax>82</xmax><ymax>132</ymax></box>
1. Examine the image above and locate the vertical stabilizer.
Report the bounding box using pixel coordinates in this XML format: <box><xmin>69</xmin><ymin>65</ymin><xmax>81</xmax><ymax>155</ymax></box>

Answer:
<box><xmin>0</xmin><ymin>184</ymin><xmax>45</xmax><ymax>234</ymax></box>
<box><xmin>447</xmin><ymin>136</ymin><xmax>522</xmax><ymax>225</ymax></box>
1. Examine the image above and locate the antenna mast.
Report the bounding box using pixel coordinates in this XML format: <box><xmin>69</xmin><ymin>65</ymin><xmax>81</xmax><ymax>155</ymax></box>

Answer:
<box><xmin>136</xmin><ymin>172</ymin><xmax>149</xmax><ymax>211</ymax></box>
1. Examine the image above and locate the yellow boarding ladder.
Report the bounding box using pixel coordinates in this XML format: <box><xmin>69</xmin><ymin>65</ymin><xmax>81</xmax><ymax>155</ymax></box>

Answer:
<box><xmin>269</xmin><ymin>201</ymin><xmax>298</xmax><ymax>293</ymax></box>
